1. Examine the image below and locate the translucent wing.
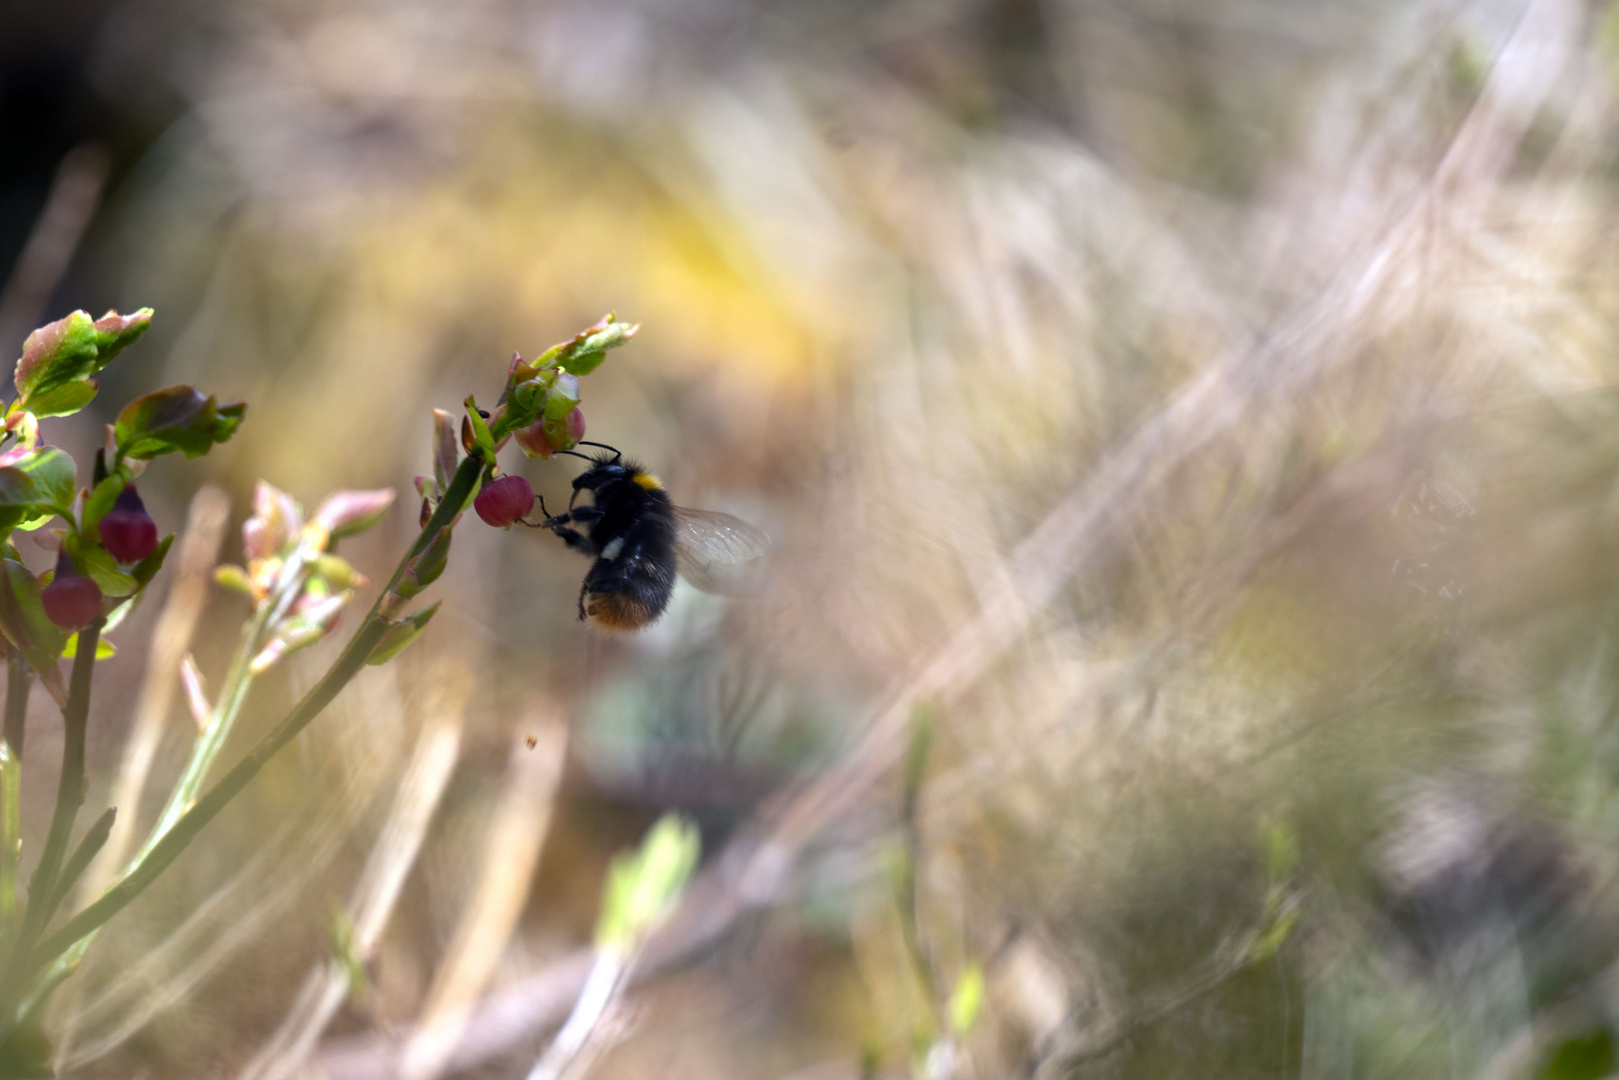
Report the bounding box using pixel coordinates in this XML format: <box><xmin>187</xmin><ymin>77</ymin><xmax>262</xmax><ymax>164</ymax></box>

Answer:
<box><xmin>673</xmin><ymin>506</ymin><xmax>770</xmax><ymax>595</ymax></box>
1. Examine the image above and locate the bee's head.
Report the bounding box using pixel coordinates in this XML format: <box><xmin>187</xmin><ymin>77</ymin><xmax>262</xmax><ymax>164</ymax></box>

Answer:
<box><xmin>571</xmin><ymin>457</ymin><xmax>628</xmax><ymax>494</ymax></box>
<box><xmin>566</xmin><ymin>455</ymin><xmax>632</xmax><ymax>511</ymax></box>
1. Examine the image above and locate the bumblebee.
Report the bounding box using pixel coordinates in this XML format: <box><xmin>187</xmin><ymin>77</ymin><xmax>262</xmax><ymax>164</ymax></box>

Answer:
<box><xmin>534</xmin><ymin>443</ymin><xmax>769</xmax><ymax>631</ymax></box>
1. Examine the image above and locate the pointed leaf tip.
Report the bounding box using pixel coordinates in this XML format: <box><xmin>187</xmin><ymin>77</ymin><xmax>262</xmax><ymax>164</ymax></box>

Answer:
<box><xmin>312</xmin><ymin>489</ymin><xmax>395</xmax><ymax>539</ymax></box>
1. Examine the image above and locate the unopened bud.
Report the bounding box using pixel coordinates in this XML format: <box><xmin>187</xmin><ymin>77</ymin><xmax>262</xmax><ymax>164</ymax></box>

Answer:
<box><xmin>99</xmin><ymin>484</ymin><xmax>159</xmax><ymax>563</ymax></box>
<box><xmin>44</xmin><ymin>551</ymin><xmax>103</xmax><ymax>630</ymax></box>
<box><xmin>473</xmin><ymin>475</ymin><xmax>534</xmax><ymax>528</ymax></box>
<box><xmin>515</xmin><ymin>408</ymin><xmax>586</xmax><ymax>459</ymax></box>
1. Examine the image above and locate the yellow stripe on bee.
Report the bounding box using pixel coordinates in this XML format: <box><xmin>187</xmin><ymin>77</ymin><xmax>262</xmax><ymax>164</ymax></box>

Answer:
<box><xmin>632</xmin><ymin>471</ymin><xmax>662</xmax><ymax>490</ymax></box>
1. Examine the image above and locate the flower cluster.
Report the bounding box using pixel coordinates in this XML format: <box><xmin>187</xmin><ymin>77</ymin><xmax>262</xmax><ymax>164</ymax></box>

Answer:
<box><xmin>423</xmin><ymin>313</ymin><xmax>635</xmax><ymax>531</ymax></box>
<box><xmin>0</xmin><ymin>310</ymin><xmax>244</xmax><ymax>691</ymax></box>
<box><xmin>213</xmin><ymin>483</ymin><xmax>394</xmax><ymax>674</ymax></box>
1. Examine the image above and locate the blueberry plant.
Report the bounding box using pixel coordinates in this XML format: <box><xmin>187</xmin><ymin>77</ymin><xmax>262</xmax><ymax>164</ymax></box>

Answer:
<box><xmin>0</xmin><ymin>308</ymin><xmax>635</xmax><ymax>1077</ymax></box>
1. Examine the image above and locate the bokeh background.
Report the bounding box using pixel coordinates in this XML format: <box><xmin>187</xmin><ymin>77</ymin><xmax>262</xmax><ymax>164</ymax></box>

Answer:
<box><xmin>7</xmin><ymin>0</ymin><xmax>1619</xmax><ymax>1077</ymax></box>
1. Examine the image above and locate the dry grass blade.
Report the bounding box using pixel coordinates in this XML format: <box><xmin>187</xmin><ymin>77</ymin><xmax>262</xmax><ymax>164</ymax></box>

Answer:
<box><xmin>0</xmin><ymin>143</ymin><xmax>109</xmax><ymax>351</ymax></box>
<box><xmin>236</xmin><ymin>686</ymin><xmax>465</xmax><ymax>1080</ymax></box>
<box><xmin>396</xmin><ymin>708</ymin><xmax>567</xmax><ymax>1080</ymax></box>
<box><xmin>310</xmin><ymin>6</ymin><xmax>1583</xmax><ymax>1072</ymax></box>
<box><xmin>60</xmin><ymin>669</ymin><xmax>403</xmax><ymax>1068</ymax></box>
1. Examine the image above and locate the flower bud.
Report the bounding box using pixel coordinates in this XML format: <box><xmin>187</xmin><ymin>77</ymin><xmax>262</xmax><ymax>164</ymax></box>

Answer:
<box><xmin>44</xmin><ymin>551</ymin><xmax>103</xmax><ymax>629</ymax></box>
<box><xmin>473</xmin><ymin>474</ymin><xmax>534</xmax><ymax>528</ymax></box>
<box><xmin>99</xmin><ymin>484</ymin><xmax>159</xmax><ymax>563</ymax></box>
<box><xmin>515</xmin><ymin>408</ymin><xmax>586</xmax><ymax>459</ymax></box>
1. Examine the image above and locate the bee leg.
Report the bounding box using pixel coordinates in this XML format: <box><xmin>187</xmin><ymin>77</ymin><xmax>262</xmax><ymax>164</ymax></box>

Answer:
<box><xmin>549</xmin><ymin>525</ymin><xmax>595</xmax><ymax>554</ymax></box>
<box><xmin>566</xmin><ymin>506</ymin><xmax>605</xmax><ymax>525</ymax></box>
<box><xmin>577</xmin><ymin>581</ymin><xmax>589</xmax><ymax>621</ymax></box>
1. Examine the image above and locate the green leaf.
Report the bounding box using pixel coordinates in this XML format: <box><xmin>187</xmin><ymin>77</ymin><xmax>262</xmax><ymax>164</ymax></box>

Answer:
<box><xmin>114</xmin><ymin>385</ymin><xmax>245</xmax><ymax>461</ymax></box>
<box><xmin>213</xmin><ymin>564</ymin><xmax>253</xmax><ymax>596</ymax></box>
<box><xmin>312</xmin><ymin>489</ymin><xmax>395</xmax><ymax>540</ymax></box>
<box><xmin>365</xmin><ymin>601</ymin><xmax>441</xmax><ymax>666</ymax></box>
<box><xmin>1535</xmin><ymin>1030</ymin><xmax>1616</xmax><ymax>1080</ymax></box>
<box><xmin>393</xmin><ymin>525</ymin><xmax>451</xmax><ymax>601</ymax></box>
<box><xmin>537</xmin><ymin>313</ymin><xmax>638</xmax><ymax>377</ymax></box>
<box><xmin>213</xmin><ymin>401</ymin><xmax>247</xmax><ymax>445</ymax></box>
<box><xmin>0</xmin><ymin>559</ymin><xmax>68</xmax><ymax>676</ymax></box>
<box><xmin>23</xmin><ymin>380</ymin><xmax>100</xmax><ymax>420</ymax></box>
<box><xmin>1264</xmin><ymin>820</ymin><xmax>1299</xmax><ymax>885</ymax></box>
<box><xmin>432</xmin><ymin>409</ymin><xmax>458</xmax><ymax>495</ymax></box>
<box><xmin>462</xmin><ymin>397</ymin><xmax>496</xmax><ymax>459</ymax></box>
<box><xmin>14</xmin><ymin>309</ymin><xmax>152</xmax><ymax>418</ymax></box>
<box><xmin>0</xmin><ymin>1016</ymin><xmax>54</xmax><ymax>1079</ymax></box>
<box><xmin>64</xmin><ymin>536</ymin><xmax>137</xmax><ymax>598</ymax></box>
<box><xmin>82</xmin><ymin>474</ymin><xmax>124</xmax><ymax>536</ymax></box>
<box><xmin>542</xmin><ymin>372</ymin><xmax>580</xmax><ymax>424</ymax></box>
<box><xmin>102</xmin><ymin>589</ymin><xmax>143</xmax><ymax>634</ymax></box>
<box><xmin>313</xmin><ymin>554</ymin><xmax>364</xmax><ymax>590</ymax></box>
<box><xmin>508</xmin><ymin>370</ymin><xmax>556</xmax><ymax>417</ymax></box>
<box><xmin>60</xmin><ymin>633</ymin><xmax>116</xmax><ymax>659</ymax></box>
<box><xmin>131</xmin><ymin>534</ymin><xmax>175</xmax><ymax>588</ymax></box>
<box><xmin>0</xmin><ymin>448</ymin><xmax>77</xmax><ymax>519</ymax></box>
<box><xmin>594</xmin><ymin>813</ymin><xmax>700</xmax><ymax>953</ymax></box>
<box><xmin>948</xmin><ymin>965</ymin><xmax>985</xmax><ymax>1037</ymax></box>
<box><xmin>1248</xmin><ymin>903</ymin><xmax>1298</xmax><ymax>963</ymax></box>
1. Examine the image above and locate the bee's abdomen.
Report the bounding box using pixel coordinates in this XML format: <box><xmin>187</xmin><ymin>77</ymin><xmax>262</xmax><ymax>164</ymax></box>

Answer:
<box><xmin>583</xmin><ymin>588</ymin><xmax>663</xmax><ymax>631</ymax></box>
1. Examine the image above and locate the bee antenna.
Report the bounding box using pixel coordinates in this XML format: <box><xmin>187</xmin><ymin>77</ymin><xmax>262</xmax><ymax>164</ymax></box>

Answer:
<box><xmin>575</xmin><ymin>440</ymin><xmax>622</xmax><ymax>464</ymax></box>
<box><xmin>551</xmin><ymin>449</ymin><xmax>597</xmax><ymax>463</ymax></box>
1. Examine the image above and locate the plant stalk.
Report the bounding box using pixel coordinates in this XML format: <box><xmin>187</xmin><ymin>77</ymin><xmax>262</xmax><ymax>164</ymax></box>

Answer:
<box><xmin>0</xmin><ymin>741</ymin><xmax>18</xmax><ymax>948</ymax></box>
<box><xmin>24</xmin><ymin>455</ymin><xmax>483</xmax><ymax>979</ymax></box>
<box><xmin>18</xmin><ymin>624</ymin><xmax>101</xmax><ymax>940</ymax></box>
<box><xmin>0</xmin><ymin>621</ymin><xmax>101</xmax><ymax>1019</ymax></box>
<box><xmin>4</xmin><ymin>648</ymin><xmax>28</xmax><ymax>761</ymax></box>
<box><xmin>41</xmin><ymin>530</ymin><xmax>311</xmax><ymax>999</ymax></box>
<box><xmin>0</xmin><ymin>649</ymin><xmax>28</xmax><ymax>947</ymax></box>
<box><xmin>44</xmin><ymin>808</ymin><xmax>114</xmax><ymax>931</ymax></box>
<box><xmin>140</xmin><ymin>589</ymin><xmax>273</xmax><ymax>858</ymax></box>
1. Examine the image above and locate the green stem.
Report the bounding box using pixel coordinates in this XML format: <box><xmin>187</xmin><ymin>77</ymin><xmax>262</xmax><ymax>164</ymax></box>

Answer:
<box><xmin>45</xmin><ymin>807</ymin><xmax>114</xmax><ymax>927</ymax></box>
<box><xmin>25</xmin><ymin>455</ymin><xmax>483</xmax><ymax>978</ymax></box>
<box><xmin>1</xmin><ymin>650</ymin><xmax>28</xmax><ymax>947</ymax></box>
<box><xmin>35</xmin><ymin>589</ymin><xmax>277</xmax><ymax>997</ymax></box>
<box><xmin>140</xmin><ymin>604</ymin><xmax>269</xmax><ymax>858</ymax></box>
<box><xmin>18</xmin><ymin>625</ymin><xmax>101</xmax><ymax>940</ymax></box>
<box><xmin>0</xmin><ymin>622</ymin><xmax>101</xmax><ymax>1018</ymax></box>
<box><xmin>4</xmin><ymin>649</ymin><xmax>28</xmax><ymax>761</ymax></box>
<box><xmin>0</xmin><ymin>740</ymin><xmax>18</xmax><ymax>948</ymax></box>
<box><xmin>36</xmin><ymin>547</ymin><xmax>306</xmax><ymax>993</ymax></box>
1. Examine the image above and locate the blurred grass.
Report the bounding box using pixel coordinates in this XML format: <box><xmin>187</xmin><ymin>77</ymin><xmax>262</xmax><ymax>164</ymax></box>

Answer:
<box><xmin>7</xmin><ymin>0</ymin><xmax>1619</xmax><ymax>1077</ymax></box>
